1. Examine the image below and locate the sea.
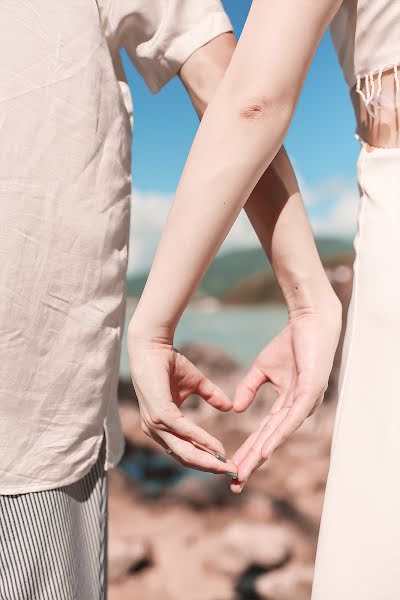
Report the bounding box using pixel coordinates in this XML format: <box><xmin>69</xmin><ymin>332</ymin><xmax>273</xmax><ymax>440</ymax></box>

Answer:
<box><xmin>119</xmin><ymin>303</ymin><xmax>288</xmax><ymax>378</ymax></box>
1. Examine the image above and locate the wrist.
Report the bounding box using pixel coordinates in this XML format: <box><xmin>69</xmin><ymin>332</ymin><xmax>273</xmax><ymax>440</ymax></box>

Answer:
<box><xmin>127</xmin><ymin>311</ymin><xmax>175</xmax><ymax>347</ymax></box>
<box><xmin>283</xmin><ymin>274</ymin><xmax>342</xmax><ymax>321</ymax></box>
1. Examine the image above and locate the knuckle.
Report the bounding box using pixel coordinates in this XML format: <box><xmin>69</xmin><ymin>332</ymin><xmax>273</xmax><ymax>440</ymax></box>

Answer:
<box><xmin>178</xmin><ymin>450</ymin><xmax>193</xmax><ymax>466</ymax></box>
<box><xmin>148</xmin><ymin>409</ymin><xmax>170</xmax><ymax>428</ymax></box>
<box><xmin>140</xmin><ymin>420</ymin><xmax>150</xmax><ymax>435</ymax></box>
<box><xmin>147</xmin><ymin>413</ymin><xmax>162</xmax><ymax>427</ymax></box>
<box><xmin>278</xmin><ymin>432</ymin><xmax>288</xmax><ymax>446</ymax></box>
<box><xmin>248</xmin><ymin>445</ymin><xmax>260</xmax><ymax>459</ymax></box>
<box><xmin>288</xmin><ymin>408</ymin><xmax>303</xmax><ymax>428</ymax></box>
<box><xmin>293</xmin><ymin>417</ymin><xmax>304</xmax><ymax>431</ymax></box>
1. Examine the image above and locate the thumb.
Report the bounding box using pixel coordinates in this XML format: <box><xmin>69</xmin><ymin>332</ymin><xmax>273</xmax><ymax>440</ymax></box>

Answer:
<box><xmin>234</xmin><ymin>363</ymin><xmax>267</xmax><ymax>412</ymax></box>
<box><xmin>176</xmin><ymin>352</ymin><xmax>232</xmax><ymax>412</ymax></box>
<box><xmin>195</xmin><ymin>371</ymin><xmax>233</xmax><ymax>412</ymax></box>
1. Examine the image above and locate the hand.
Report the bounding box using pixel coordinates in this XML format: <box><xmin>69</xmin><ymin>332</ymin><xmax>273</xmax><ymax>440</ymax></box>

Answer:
<box><xmin>127</xmin><ymin>326</ymin><xmax>238</xmax><ymax>477</ymax></box>
<box><xmin>230</xmin><ymin>307</ymin><xmax>341</xmax><ymax>493</ymax></box>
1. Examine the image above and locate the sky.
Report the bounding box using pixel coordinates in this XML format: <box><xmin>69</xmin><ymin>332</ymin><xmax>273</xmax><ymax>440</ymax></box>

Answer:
<box><xmin>121</xmin><ymin>1</ymin><xmax>361</xmax><ymax>276</ymax></box>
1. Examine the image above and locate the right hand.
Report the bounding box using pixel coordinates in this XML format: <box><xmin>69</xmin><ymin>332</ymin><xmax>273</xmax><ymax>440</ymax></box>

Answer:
<box><xmin>127</xmin><ymin>324</ymin><xmax>238</xmax><ymax>478</ymax></box>
<box><xmin>230</xmin><ymin>303</ymin><xmax>342</xmax><ymax>492</ymax></box>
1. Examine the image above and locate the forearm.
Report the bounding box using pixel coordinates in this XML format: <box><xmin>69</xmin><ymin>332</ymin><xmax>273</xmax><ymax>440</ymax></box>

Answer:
<box><xmin>129</xmin><ymin>0</ymin><xmax>342</xmax><ymax>338</ymax></box>
<box><xmin>131</xmin><ymin>95</ymin><xmax>291</xmax><ymax>336</ymax></box>
<box><xmin>180</xmin><ymin>34</ymin><xmax>337</xmax><ymax>318</ymax></box>
<box><xmin>244</xmin><ymin>148</ymin><xmax>338</xmax><ymax>317</ymax></box>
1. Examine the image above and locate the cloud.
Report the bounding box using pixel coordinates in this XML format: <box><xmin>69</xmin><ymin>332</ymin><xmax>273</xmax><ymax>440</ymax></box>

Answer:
<box><xmin>127</xmin><ymin>189</ymin><xmax>259</xmax><ymax>276</ymax></box>
<box><xmin>309</xmin><ymin>186</ymin><xmax>359</xmax><ymax>237</ymax></box>
<box><xmin>128</xmin><ymin>177</ymin><xmax>360</xmax><ymax>276</ymax></box>
<box><xmin>128</xmin><ymin>190</ymin><xmax>171</xmax><ymax>276</ymax></box>
<box><xmin>300</xmin><ymin>177</ymin><xmax>359</xmax><ymax>237</ymax></box>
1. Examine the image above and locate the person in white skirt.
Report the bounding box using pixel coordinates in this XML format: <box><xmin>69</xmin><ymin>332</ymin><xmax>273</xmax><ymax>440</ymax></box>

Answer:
<box><xmin>127</xmin><ymin>1</ymin><xmax>400</xmax><ymax>599</ymax></box>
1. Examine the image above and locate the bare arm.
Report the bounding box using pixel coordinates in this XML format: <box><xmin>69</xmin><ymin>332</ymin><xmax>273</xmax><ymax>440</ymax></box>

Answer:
<box><xmin>129</xmin><ymin>0</ymin><xmax>342</xmax><ymax>337</ymax></box>
<box><xmin>127</xmin><ymin>0</ymin><xmax>342</xmax><ymax>479</ymax></box>
<box><xmin>178</xmin><ymin>32</ymin><xmax>340</xmax><ymax>320</ymax></box>
<box><xmin>177</xmin><ymin>31</ymin><xmax>343</xmax><ymax>490</ymax></box>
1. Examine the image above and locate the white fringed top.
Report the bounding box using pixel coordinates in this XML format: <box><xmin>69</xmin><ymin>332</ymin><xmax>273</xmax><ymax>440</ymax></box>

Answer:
<box><xmin>330</xmin><ymin>0</ymin><xmax>400</xmax><ymax>114</ymax></box>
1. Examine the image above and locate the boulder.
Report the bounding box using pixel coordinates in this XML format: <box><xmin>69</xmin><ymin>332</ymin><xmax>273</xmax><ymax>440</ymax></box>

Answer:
<box><xmin>108</xmin><ymin>538</ymin><xmax>152</xmax><ymax>582</ymax></box>
<box><xmin>204</xmin><ymin>522</ymin><xmax>292</xmax><ymax>577</ymax></box>
<box><xmin>255</xmin><ymin>564</ymin><xmax>314</xmax><ymax>600</ymax></box>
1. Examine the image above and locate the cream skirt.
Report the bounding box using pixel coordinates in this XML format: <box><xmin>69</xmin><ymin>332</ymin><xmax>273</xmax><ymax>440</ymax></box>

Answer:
<box><xmin>312</xmin><ymin>144</ymin><xmax>400</xmax><ymax>599</ymax></box>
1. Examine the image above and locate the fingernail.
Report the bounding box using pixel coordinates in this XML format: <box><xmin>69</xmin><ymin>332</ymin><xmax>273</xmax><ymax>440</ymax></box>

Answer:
<box><xmin>225</xmin><ymin>472</ymin><xmax>238</xmax><ymax>480</ymax></box>
<box><xmin>214</xmin><ymin>452</ymin><xmax>228</xmax><ymax>463</ymax></box>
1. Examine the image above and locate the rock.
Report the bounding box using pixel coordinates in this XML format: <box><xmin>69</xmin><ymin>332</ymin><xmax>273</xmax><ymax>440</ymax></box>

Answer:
<box><xmin>117</xmin><ymin>378</ymin><xmax>136</xmax><ymax>403</ymax></box>
<box><xmin>285</xmin><ymin>458</ymin><xmax>328</xmax><ymax>496</ymax></box>
<box><xmin>171</xmin><ymin>474</ymin><xmax>232</xmax><ymax>508</ymax></box>
<box><xmin>204</xmin><ymin>522</ymin><xmax>292</xmax><ymax>577</ymax></box>
<box><xmin>241</xmin><ymin>493</ymin><xmax>276</xmax><ymax>522</ymax></box>
<box><xmin>107</xmin><ymin>466</ymin><xmax>140</xmax><ymax>500</ymax></box>
<box><xmin>118</xmin><ymin>401</ymin><xmax>156</xmax><ymax>451</ymax></box>
<box><xmin>178</xmin><ymin>342</ymin><xmax>242</xmax><ymax>379</ymax></box>
<box><xmin>111</xmin><ymin>333</ymin><xmax>340</xmax><ymax>599</ymax></box>
<box><xmin>108</xmin><ymin>538</ymin><xmax>152</xmax><ymax>582</ymax></box>
<box><xmin>255</xmin><ymin>564</ymin><xmax>314</xmax><ymax>600</ymax></box>
<box><xmin>291</xmin><ymin>492</ymin><xmax>325</xmax><ymax>531</ymax></box>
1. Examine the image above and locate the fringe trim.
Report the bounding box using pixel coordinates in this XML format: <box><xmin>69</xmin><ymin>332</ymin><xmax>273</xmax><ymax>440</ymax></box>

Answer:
<box><xmin>355</xmin><ymin>63</ymin><xmax>400</xmax><ymax>118</ymax></box>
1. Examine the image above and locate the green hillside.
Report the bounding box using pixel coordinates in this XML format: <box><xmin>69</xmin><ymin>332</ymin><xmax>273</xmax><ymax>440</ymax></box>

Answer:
<box><xmin>222</xmin><ymin>250</ymin><xmax>355</xmax><ymax>305</ymax></box>
<box><xmin>127</xmin><ymin>236</ymin><xmax>354</xmax><ymax>299</ymax></box>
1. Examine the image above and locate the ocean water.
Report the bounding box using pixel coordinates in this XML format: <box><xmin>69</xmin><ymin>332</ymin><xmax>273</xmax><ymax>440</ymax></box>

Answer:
<box><xmin>120</xmin><ymin>304</ymin><xmax>288</xmax><ymax>378</ymax></box>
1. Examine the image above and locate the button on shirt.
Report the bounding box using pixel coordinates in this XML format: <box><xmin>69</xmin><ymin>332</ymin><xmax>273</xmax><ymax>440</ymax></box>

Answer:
<box><xmin>0</xmin><ymin>0</ymin><xmax>233</xmax><ymax>494</ymax></box>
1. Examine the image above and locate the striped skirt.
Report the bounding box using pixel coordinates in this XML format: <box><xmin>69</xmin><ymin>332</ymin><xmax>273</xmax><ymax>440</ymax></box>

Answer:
<box><xmin>0</xmin><ymin>434</ymin><xmax>108</xmax><ymax>600</ymax></box>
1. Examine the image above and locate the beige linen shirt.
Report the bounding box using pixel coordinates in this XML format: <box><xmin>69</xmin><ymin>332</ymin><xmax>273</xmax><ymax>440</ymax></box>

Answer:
<box><xmin>0</xmin><ymin>0</ymin><xmax>233</xmax><ymax>494</ymax></box>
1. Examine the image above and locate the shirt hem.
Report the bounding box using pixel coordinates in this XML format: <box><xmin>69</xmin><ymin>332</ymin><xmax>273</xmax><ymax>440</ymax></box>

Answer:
<box><xmin>0</xmin><ymin>432</ymin><xmax>107</xmax><ymax>496</ymax></box>
<box><xmin>348</xmin><ymin>58</ymin><xmax>400</xmax><ymax>92</ymax></box>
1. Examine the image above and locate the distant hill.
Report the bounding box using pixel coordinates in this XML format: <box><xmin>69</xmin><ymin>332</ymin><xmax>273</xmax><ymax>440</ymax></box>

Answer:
<box><xmin>127</xmin><ymin>236</ymin><xmax>355</xmax><ymax>301</ymax></box>
<box><xmin>222</xmin><ymin>251</ymin><xmax>355</xmax><ymax>305</ymax></box>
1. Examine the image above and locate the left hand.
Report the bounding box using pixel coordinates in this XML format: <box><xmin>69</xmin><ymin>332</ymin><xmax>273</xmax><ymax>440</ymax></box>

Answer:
<box><xmin>230</xmin><ymin>308</ymin><xmax>341</xmax><ymax>493</ymax></box>
<box><xmin>127</xmin><ymin>326</ymin><xmax>238</xmax><ymax>477</ymax></box>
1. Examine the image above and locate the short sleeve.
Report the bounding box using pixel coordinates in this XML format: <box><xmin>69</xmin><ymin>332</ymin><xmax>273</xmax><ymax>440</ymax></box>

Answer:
<box><xmin>113</xmin><ymin>0</ymin><xmax>234</xmax><ymax>93</ymax></box>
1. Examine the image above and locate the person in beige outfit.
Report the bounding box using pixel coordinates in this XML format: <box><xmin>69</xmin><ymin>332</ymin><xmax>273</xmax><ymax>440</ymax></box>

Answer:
<box><xmin>0</xmin><ymin>1</ymin><xmax>236</xmax><ymax>597</ymax></box>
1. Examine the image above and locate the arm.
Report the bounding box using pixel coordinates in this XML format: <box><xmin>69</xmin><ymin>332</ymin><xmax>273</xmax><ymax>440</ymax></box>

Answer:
<box><xmin>128</xmin><ymin>0</ymin><xmax>342</xmax><ymax>479</ymax></box>
<box><xmin>178</xmin><ymin>32</ymin><xmax>338</xmax><ymax>320</ymax></box>
<box><xmin>178</xmin><ymin>32</ymin><xmax>342</xmax><ymax>491</ymax></box>
<box><xmin>129</xmin><ymin>0</ymin><xmax>342</xmax><ymax>334</ymax></box>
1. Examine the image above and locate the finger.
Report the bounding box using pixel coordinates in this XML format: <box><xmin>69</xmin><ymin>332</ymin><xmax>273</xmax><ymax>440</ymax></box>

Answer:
<box><xmin>232</xmin><ymin>386</ymin><xmax>297</xmax><ymax>477</ymax></box>
<box><xmin>195</xmin><ymin>374</ymin><xmax>232</xmax><ymax>412</ymax></box>
<box><xmin>230</xmin><ymin>428</ymin><xmax>264</xmax><ymax>494</ymax></box>
<box><xmin>147</xmin><ymin>404</ymin><xmax>227</xmax><ymax>458</ymax></box>
<box><xmin>233</xmin><ymin>364</ymin><xmax>267</xmax><ymax>412</ymax></box>
<box><xmin>309</xmin><ymin>393</ymin><xmax>324</xmax><ymax>416</ymax></box>
<box><xmin>231</xmin><ymin>430</ymin><xmax>260</xmax><ymax>466</ymax></box>
<box><xmin>229</xmin><ymin>430</ymin><xmax>261</xmax><ymax>494</ymax></box>
<box><xmin>231</xmin><ymin>413</ymin><xmax>272</xmax><ymax>465</ymax></box>
<box><xmin>260</xmin><ymin>395</ymin><xmax>314</xmax><ymax>460</ymax></box>
<box><xmin>230</xmin><ymin>409</ymin><xmax>289</xmax><ymax>495</ymax></box>
<box><xmin>236</xmin><ymin>407</ymin><xmax>290</xmax><ymax>483</ymax></box>
<box><xmin>158</xmin><ymin>429</ymin><xmax>238</xmax><ymax>476</ymax></box>
<box><xmin>230</xmin><ymin>409</ymin><xmax>286</xmax><ymax>494</ymax></box>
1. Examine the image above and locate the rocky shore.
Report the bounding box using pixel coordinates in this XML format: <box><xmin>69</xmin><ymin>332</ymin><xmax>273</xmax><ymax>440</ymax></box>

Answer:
<box><xmin>108</xmin><ymin>275</ymin><xmax>352</xmax><ymax>600</ymax></box>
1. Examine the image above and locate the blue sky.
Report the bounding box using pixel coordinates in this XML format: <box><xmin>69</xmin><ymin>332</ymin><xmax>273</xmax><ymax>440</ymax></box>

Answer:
<box><xmin>122</xmin><ymin>1</ymin><xmax>361</xmax><ymax>275</ymax></box>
